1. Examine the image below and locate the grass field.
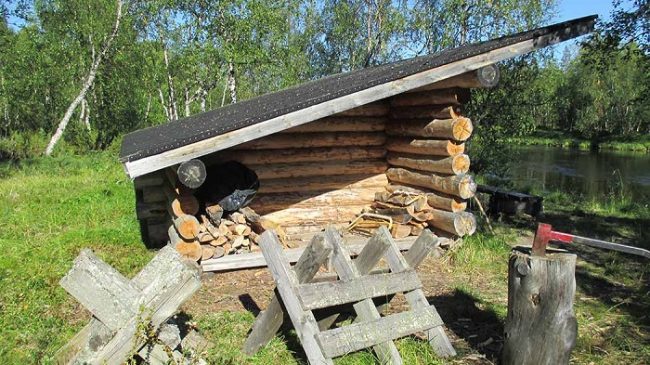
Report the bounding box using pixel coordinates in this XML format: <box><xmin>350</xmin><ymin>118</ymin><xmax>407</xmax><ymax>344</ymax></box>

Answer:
<box><xmin>0</xmin><ymin>152</ymin><xmax>648</xmax><ymax>364</ymax></box>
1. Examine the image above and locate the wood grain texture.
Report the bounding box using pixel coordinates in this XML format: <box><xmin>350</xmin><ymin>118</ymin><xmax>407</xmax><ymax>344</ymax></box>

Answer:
<box><xmin>251</xmin><ymin>160</ymin><xmax>388</xmax><ymax>180</ymax></box>
<box><xmin>502</xmin><ymin>249</ymin><xmax>577</xmax><ymax>365</ymax></box>
<box><xmin>387</xmin><ymin>152</ymin><xmax>470</xmax><ymax>175</ymax></box>
<box><xmin>386</xmin><ymin>167</ymin><xmax>476</xmax><ymax>199</ymax></box>
<box><xmin>258</xmin><ymin>174</ymin><xmax>388</xmax><ymax>194</ymax></box>
<box><xmin>234</xmin><ymin>132</ymin><xmax>386</xmax><ymax>150</ymax></box>
<box><xmin>386</xmin><ymin>117</ymin><xmax>473</xmax><ymax>141</ymax></box>
<box><xmin>385</xmin><ymin>138</ymin><xmax>464</xmax><ymax>156</ymax></box>
<box><xmin>211</xmin><ymin>146</ymin><xmax>386</xmax><ymax>165</ymax></box>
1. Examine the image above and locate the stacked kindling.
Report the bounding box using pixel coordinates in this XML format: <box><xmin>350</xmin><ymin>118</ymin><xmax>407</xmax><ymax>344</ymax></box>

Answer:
<box><xmin>379</xmin><ymin>87</ymin><xmax>478</xmax><ymax>237</ymax></box>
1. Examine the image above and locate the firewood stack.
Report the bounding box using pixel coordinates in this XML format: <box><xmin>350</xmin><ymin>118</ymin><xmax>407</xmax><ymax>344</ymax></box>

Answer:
<box><xmin>136</xmin><ymin>165</ymin><xmax>274</xmax><ymax>262</ymax></box>
<box><xmin>350</xmin><ymin>79</ymin><xmax>483</xmax><ymax>239</ymax></box>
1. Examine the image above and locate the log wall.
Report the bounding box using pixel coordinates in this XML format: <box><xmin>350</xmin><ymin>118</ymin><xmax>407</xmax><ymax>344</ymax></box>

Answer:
<box><xmin>134</xmin><ymin>68</ymin><xmax>493</xmax><ymax>249</ymax></box>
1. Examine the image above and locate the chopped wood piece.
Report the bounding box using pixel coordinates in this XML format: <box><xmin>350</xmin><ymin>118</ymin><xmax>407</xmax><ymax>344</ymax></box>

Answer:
<box><xmin>212</xmin><ymin>246</ymin><xmax>226</xmax><ymax>259</ymax></box>
<box><xmin>386</xmin><ymin>117</ymin><xmax>473</xmax><ymax>141</ymax></box>
<box><xmin>232</xmin><ymin>236</ymin><xmax>245</xmax><ymax>249</ymax></box>
<box><xmin>386</xmin><ymin>138</ymin><xmax>465</xmax><ymax>156</ymax></box>
<box><xmin>210</xmin><ymin>236</ymin><xmax>228</xmax><ymax>247</ymax></box>
<box><xmin>205</xmin><ymin>204</ymin><xmax>223</xmax><ymax>224</ymax></box>
<box><xmin>391</xmin><ymin>224</ymin><xmax>412</xmax><ymax>239</ymax></box>
<box><xmin>196</xmin><ymin>231</ymin><xmax>213</xmax><ymax>243</ymax></box>
<box><xmin>201</xmin><ymin>245</ymin><xmax>217</xmax><ymax>260</ymax></box>
<box><xmin>173</xmin><ymin>215</ymin><xmax>201</xmax><ymax>240</ymax></box>
<box><xmin>218</xmin><ymin>221</ymin><xmax>232</xmax><ymax>237</ymax></box>
<box><xmin>175</xmin><ymin>240</ymin><xmax>202</xmax><ymax>261</ymax></box>
<box><xmin>250</xmin><ymin>188</ymin><xmax>379</xmax><ymax>212</ymax></box>
<box><xmin>229</xmin><ymin>212</ymin><xmax>246</xmax><ymax>224</ymax></box>
<box><xmin>385</xmin><ymin>184</ymin><xmax>467</xmax><ymax>212</ymax></box>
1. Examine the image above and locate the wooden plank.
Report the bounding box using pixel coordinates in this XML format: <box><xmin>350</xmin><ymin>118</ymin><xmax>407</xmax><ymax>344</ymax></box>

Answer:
<box><xmin>298</xmin><ymin>270</ymin><xmax>421</xmax><ymax>310</ymax></box>
<box><xmin>317</xmin><ymin>306</ymin><xmax>444</xmax><ymax>358</ymax></box>
<box><xmin>201</xmin><ymin>236</ymin><xmax>418</xmax><ymax>272</ymax></box>
<box><xmin>123</xmin><ymin>21</ymin><xmax>596</xmax><ymax>178</ymax></box>
<box><xmin>324</xmin><ymin>227</ymin><xmax>402</xmax><ymax>364</ymax></box>
<box><xmin>256</xmin><ymin>231</ymin><xmax>334</xmax><ymax>364</ymax></box>
<box><xmin>59</xmin><ymin>249</ymin><xmax>139</xmax><ymax>331</ymax></box>
<box><xmin>88</xmin><ymin>248</ymin><xmax>201</xmax><ymax>365</ymax></box>
<box><xmin>379</xmin><ymin>226</ymin><xmax>456</xmax><ymax>357</ymax></box>
<box><xmin>243</xmin><ymin>234</ymin><xmax>332</xmax><ymax>355</ymax></box>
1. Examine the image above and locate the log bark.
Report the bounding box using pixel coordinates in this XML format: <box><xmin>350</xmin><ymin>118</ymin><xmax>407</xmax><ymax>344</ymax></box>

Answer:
<box><xmin>386</xmin><ymin>168</ymin><xmax>476</xmax><ymax>199</ymax></box>
<box><xmin>386</xmin><ymin>117</ymin><xmax>473</xmax><ymax>141</ymax></box>
<box><xmin>334</xmin><ymin>102</ymin><xmax>390</xmax><ymax>117</ymax></box>
<box><xmin>413</xmin><ymin>65</ymin><xmax>500</xmax><ymax>90</ymax></box>
<box><xmin>44</xmin><ymin>0</ymin><xmax>123</xmax><ymax>155</ymax></box>
<box><xmin>426</xmin><ymin>210</ymin><xmax>476</xmax><ymax>236</ymax></box>
<box><xmin>282</xmin><ymin>117</ymin><xmax>387</xmax><ymax>133</ymax></box>
<box><xmin>251</xmin><ymin>160</ymin><xmax>387</xmax><ymax>180</ymax></box>
<box><xmin>211</xmin><ymin>146</ymin><xmax>385</xmax><ymax>165</ymax></box>
<box><xmin>163</xmin><ymin>184</ymin><xmax>199</xmax><ymax>218</ymax></box>
<box><xmin>385</xmin><ymin>184</ymin><xmax>467</xmax><ymax>212</ymax></box>
<box><xmin>250</xmin><ymin>188</ymin><xmax>380</xmax><ymax>212</ymax></box>
<box><xmin>234</xmin><ymin>132</ymin><xmax>386</xmax><ymax>150</ymax></box>
<box><xmin>390</xmin><ymin>106</ymin><xmax>458</xmax><ymax>120</ymax></box>
<box><xmin>386</xmin><ymin>138</ymin><xmax>464</xmax><ymax>156</ymax></box>
<box><xmin>502</xmin><ymin>249</ymin><xmax>577</xmax><ymax>365</ymax></box>
<box><xmin>258</xmin><ymin>174</ymin><xmax>388</xmax><ymax>194</ymax></box>
<box><xmin>387</xmin><ymin>152</ymin><xmax>470</xmax><ymax>175</ymax></box>
<box><xmin>391</xmin><ymin>89</ymin><xmax>468</xmax><ymax>106</ymax></box>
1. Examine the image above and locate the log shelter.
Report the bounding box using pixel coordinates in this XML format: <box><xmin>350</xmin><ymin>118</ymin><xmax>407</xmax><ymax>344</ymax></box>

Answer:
<box><xmin>119</xmin><ymin>16</ymin><xmax>596</xmax><ymax>260</ymax></box>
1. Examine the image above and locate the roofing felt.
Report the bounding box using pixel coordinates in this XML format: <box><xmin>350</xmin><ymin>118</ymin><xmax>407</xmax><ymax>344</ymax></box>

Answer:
<box><xmin>120</xmin><ymin>15</ymin><xmax>597</xmax><ymax>163</ymax></box>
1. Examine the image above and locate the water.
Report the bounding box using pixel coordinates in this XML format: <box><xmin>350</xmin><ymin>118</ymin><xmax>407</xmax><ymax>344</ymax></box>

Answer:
<box><xmin>506</xmin><ymin>146</ymin><xmax>650</xmax><ymax>202</ymax></box>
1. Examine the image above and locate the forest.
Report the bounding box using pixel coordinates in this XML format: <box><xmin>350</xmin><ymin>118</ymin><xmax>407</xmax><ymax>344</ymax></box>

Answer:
<box><xmin>0</xmin><ymin>0</ymin><xmax>646</xmax><ymax>170</ymax></box>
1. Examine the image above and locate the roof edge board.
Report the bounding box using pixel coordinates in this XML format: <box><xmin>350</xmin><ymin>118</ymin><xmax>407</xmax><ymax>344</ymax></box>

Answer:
<box><xmin>125</xmin><ymin>18</ymin><xmax>595</xmax><ymax>178</ymax></box>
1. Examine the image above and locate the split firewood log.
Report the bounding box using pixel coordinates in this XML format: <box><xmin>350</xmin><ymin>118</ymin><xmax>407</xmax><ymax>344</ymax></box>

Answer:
<box><xmin>169</xmin><ymin>226</ymin><xmax>201</xmax><ymax>261</ymax></box>
<box><xmin>173</xmin><ymin>215</ymin><xmax>201</xmax><ymax>240</ymax></box>
<box><xmin>201</xmin><ymin>245</ymin><xmax>217</xmax><ymax>260</ymax></box>
<box><xmin>391</xmin><ymin>224</ymin><xmax>412</xmax><ymax>239</ymax></box>
<box><xmin>209</xmin><ymin>235</ymin><xmax>228</xmax><ymax>247</ymax></box>
<box><xmin>206</xmin><ymin>204</ymin><xmax>224</xmax><ymax>224</ymax></box>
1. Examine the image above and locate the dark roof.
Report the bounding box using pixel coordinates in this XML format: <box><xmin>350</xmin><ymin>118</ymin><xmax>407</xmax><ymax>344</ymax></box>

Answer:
<box><xmin>120</xmin><ymin>15</ymin><xmax>596</xmax><ymax>163</ymax></box>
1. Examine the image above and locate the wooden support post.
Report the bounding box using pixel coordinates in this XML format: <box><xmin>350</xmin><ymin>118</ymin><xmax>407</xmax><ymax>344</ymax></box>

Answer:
<box><xmin>502</xmin><ymin>248</ymin><xmax>577</xmax><ymax>365</ymax></box>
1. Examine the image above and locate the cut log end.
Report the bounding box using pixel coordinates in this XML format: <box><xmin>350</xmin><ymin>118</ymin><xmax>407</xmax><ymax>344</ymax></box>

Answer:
<box><xmin>175</xmin><ymin>240</ymin><xmax>202</xmax><ymax>261</ymax></box>
<box><xmin>451</xmin><ymin>154</ymin><xmax>471</xmax><ymax>175</ymax></box>
<box><xmin>452</xmin><ymin>117</ymin><xmax>473</xmax><ymax>142</ymax></box>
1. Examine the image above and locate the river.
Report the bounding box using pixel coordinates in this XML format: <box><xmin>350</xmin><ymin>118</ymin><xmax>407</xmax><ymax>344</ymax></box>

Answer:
<box><xmin>506</xmin><ymin>146</ymin><xmax>650</xmax><ymax>202</ymax></box>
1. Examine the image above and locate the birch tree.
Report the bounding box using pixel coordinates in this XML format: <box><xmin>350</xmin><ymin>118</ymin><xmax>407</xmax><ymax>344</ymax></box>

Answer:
<box><xmin>44</xmin><ymin>0</ymin><xmax>123</xmax><ymax>155</ymax></box>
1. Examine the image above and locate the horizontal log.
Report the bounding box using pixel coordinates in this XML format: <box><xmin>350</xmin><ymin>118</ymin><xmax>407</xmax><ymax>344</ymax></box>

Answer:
<box><xmin>413</xmin><ymin>65</ymin><xmax>500</xmax><ymax>91</ymax></box>
<box><xmin>234</xmin><ymin>132</ymin><xmax>386</xmax><ymax>150</ymax></box>
<box><xmin>334</xmin><ymin>102</ymin><xmax>390</xmax><ymax>117</ymax></box>
<box><xmin>385</xmin><ymin>138</ymin><xmax>464</xmax><ymax>156</ymax></box>
<box><xmin>427</xmin><ymin>210</ymin><xmax>477</xmax><ymax>236</ymax></box>
<box><xmin>173</xmin><ymin>215</ymin><xmax>201</xmax><ymax>240</ymax></box>
<box><xmin>251</xmin><ymin>160</ymin><xmax>388</xmax><ymax>180</ymax></box>
<box><xmin>390</xmin><ymin>106</ymin><xmax>458</xmax><ymax>120</ymax></box>
<box><xmin>391</xmin><ymin>89</ymin><xmax>468</xmax><ymax>106</ymax></box>
<box><xmin>250</xmin><ymin>188</ymin><xmax>380</xmax><ymax>213</ymax></box>
<box><xmin>260</xmin><ymin>205</ymin><xmax>367</xmax><ymax>226</ymax></box>
<box><xmin>210</xmin><ymin>146</ymin><xmax>385</xmax><ymax>165</ymax></box>
<box><xmin>386</xmin><ymin>167</ymin><xmax>476</xmax><ymax>199</ymax></box>
<box><xmin>282</xmin><ymin>117</ymin><xmax>387</xmax><ymax>133</ymax></box>
<box><xmin>387</xmin><ymin>152</ymin><xmax>470</xmax><ymax>175</ymax></box>
<box><xmin>133</xmin><ymin>173</ymin><xmax>164</xmax><ymax>189</ymax></box>
<box><xmin>175</xmin><ymin>160</ymin><xmax>206</xmax><ymax>189</ymax></box>
<box><xmin>386</xmin><ymin>117</ymin><xmax>473</xmax><ymax>141</ymax></box>
<box><xmin>142</xmin><ymin>186</ymin><xmax>166</xmax><ymax>203</ymax></box>
<box><xmin>168</xmin><ymin>226</ymin><xmax>202</xmax><ymax>261</ymax></box>
<box><xmin>258</xmin><ymin>173</ymin><xmax>388</xmax><ymax>194</ymax></box>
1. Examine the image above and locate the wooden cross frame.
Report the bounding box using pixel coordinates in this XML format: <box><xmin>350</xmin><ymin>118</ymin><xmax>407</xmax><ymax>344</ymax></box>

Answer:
<box><xmin>55</xmin><ymin>246</ymin><xmax>207</xmax><ymax>365</ymax></box>
<box><xmin>244</xmin><ymin>227</ymin><xmax>456</xmax><ymax>364</ymax></box>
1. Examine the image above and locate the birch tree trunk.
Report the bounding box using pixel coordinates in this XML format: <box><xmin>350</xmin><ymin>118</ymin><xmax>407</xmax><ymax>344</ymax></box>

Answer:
<box><xmin>227</xmin><ymin>61</ymin><xmax>237</xmax><ymax>104</ymax></box>
<box><xmin>44</xmin><ymin>0</ymin><xmax>123</xmax><ymax>156</ymax></box>
<box><xmin>163</xmin><ymin>45</ymin><xmax>178</xmax><ymax>120</ymax></box>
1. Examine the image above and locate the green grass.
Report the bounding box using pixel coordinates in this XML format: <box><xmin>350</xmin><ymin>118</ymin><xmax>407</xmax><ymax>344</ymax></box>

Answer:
<box><xmin>0</xmin><ymin>152</ymin><xmax>648</xmax><ymax>364</ymax></box>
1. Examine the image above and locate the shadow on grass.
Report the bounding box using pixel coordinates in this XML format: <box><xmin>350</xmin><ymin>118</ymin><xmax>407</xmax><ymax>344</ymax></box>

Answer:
<box><xmin>428</xmin><ymin>289</ymin><xmax>504</xmax><ymax>361</ymax></box>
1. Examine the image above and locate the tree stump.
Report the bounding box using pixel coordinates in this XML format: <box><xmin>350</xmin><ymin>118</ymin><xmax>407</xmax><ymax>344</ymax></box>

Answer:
<box><xmin>502</xmin><ymin>248</ymin><xmax>577</xmax><ymax>365</ymax></box>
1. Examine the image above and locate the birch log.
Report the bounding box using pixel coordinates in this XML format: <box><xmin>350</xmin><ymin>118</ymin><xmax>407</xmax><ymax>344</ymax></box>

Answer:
<box><xmin>387</xmin><ymin>152</ymin><xmax>470</xmax><ymax>175</ymax></box>
<box><xmin>386</xmin><ymin>168</ymin><xmax>476</xmax><ymax>199</ymax></box>
<box><xmin>386</xmin><ymin>117</ymin><xmax>473</xmax><ymax>141</ymax></box>
<box><xmin>386</xmin><ymin>138</ymin><xmax>465</xmax><ymax>156</ymax></box>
